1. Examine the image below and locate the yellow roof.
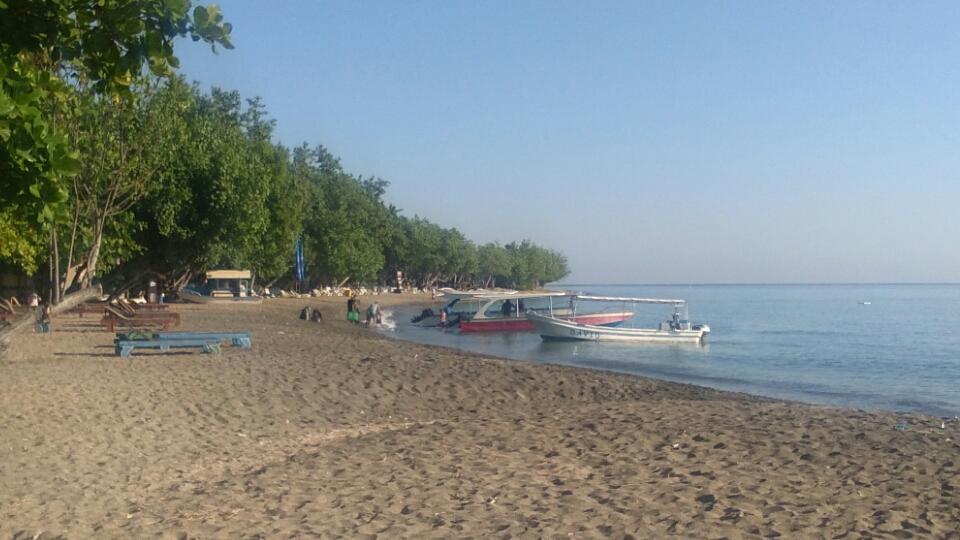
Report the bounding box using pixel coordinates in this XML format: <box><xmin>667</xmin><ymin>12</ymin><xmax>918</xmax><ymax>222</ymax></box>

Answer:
<box><xmin>206</xmin><ymin>270</ymin><xmax>251</xmax><ymax>280</ymax></box>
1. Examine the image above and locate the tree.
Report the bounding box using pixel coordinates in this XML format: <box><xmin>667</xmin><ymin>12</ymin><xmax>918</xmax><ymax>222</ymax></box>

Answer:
<box><xmin>143</xmin><ymin>84</ymin><xmax>269</xmax><ymax>269</ymax></box>
<box><xmin>477</xmin><ymin>242</ymin><xmax>513</xmax><ymax>288</ymax></box>
<box><xmin>380</xmin><ymin>211</ymin><xmax>411</xmax><ymax>285</ymax></box>
<box><xmin>404</xmin><ymin>217</ymin><xmax>445</xmax><ymax>287</ymax></box>
<box><xmin>60</xmin><ymin>78</ymin><xmax>176</xmax><ymax>290</ymax></box>
<box><xmin>298</xmin><ymin>147</ymin><xmax>386</xmax><ymax>285</ymax></box>
<box><xmin>438</xmin><ymin>228</ymin><xmax>477</xmax><ymax>287</ymax></box>
<box><xmin>0</xmin><ymin>0</ymin><xmax>232</xmax><ymax>282</ymax></box>
<box><xmin>505</xmin><ymin>240</ymin><xmax>569</xmax><ymax>288</ymax></box>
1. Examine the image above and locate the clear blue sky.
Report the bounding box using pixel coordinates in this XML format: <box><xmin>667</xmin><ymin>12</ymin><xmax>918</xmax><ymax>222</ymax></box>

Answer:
<box><xmin>176</xmin><ymin>1</ymin><xmax>960</xmax><ymax>283</ymax></box>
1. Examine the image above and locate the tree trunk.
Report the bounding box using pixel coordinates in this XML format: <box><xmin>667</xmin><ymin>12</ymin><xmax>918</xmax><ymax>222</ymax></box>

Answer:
<box><xmin>61</xmin><ymin>194</ymin><xmax>81</xmax><ymax>293</ymax></box>
<box><xmin>52</xmin><ymin>229</ymin><xmax>61</xmax><ymax>305</ymax></box>
<box><xmin>82</xmin><ymin>219</ymin><xmax>104</xmax><ymax>288</ymax></box>
<box><xmin>47</xmin><ymin>232</ymin><xmax>54</xmax><ymax>305</ymax></box>
<box><xmin>174</xmin><ymin>270</ymin><xmax>193</xmax><ymax>290</ymax></box>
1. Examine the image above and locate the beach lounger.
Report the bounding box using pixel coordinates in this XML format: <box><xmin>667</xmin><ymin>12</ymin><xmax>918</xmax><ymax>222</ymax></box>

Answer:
<box><xmin>74</xmin><ymin>301</ymin><xmax>166</xmax><ymax>318</ymax></box>
<box><xmin>115</xmin><ymin>331</ymin><xmax>252</xmax><ymax>348</ymax></box>
<box><xmin>101</xmin><ymin>306</ymin><xmax>179</xmax><ymax>332</ymax></box>
<box><xmin>115</xmin><ymin>338</ymin><xmax>221</xmax><ymax>358</ymax></box>
<box><xmin>69</xmin><ymin>302</ymin><xmax>108</xmax><ymax>318</ymax></box>
<box><xmin>118</xmin><ymin>298</ymin><xmax>170</xmax><ymax>312</ymax></box>
<box><xmin>114</xmin><ymin>300</ymin><xmax>171</xmax><ymax>317</ymax></box>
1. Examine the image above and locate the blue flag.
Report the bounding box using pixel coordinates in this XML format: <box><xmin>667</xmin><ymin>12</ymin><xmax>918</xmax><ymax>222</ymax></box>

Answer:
<box><xmin>294</xmin><ymin>234</ymin><xmax>305</xmax><ymax>283</ymax></box>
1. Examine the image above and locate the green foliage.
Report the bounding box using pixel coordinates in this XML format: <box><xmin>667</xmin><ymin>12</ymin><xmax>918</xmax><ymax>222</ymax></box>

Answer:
<box><xmin>478</xmin><ymin>242</ymin><xmax>514</xmax><ymax>286</ymax></box>
<box><xmin>0</xmin><ymin>1</ymin><xmax>571</xmax><ymax>291</ymax></box>
<box><xmin>297</xmin><ymin>146</ymin><xmax>386</xmax><ymax>283</ymax></box>
<box><xmin>135</xmin><ymin>80</ymin><xmax>284</xmax><ymax>276</ymax></box>
<box><xmin>253</xmin><ymin>145</ymin><xmax>304</xmax><ymax>281</ymax></box>
<box><xmin>0</xmin><ymin>0</ymin><xmax>232</xmax><ymax>276</ymax></box>
<box><xmin>504</xmin><ymin>240</ymin><xmax>569</xmax><ymax>289</ymax></box>
<box><xmin>287</xmin><ymin>145</ymin><xmax>566</xmax><ymax>289</ymax></box>
<box><xmin>439</xmin><ymin>228</ymin><xmax>478</xmax><ymax>281</ymax></box>
<box><xmin>0</xmin><ymin>207</ymin><xmax>42</xmax><ymax>275</ymax></box>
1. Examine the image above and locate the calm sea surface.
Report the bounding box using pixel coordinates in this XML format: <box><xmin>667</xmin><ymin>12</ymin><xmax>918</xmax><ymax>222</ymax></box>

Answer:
<box><xmin>380</xmin><ymin>284</ymin><xmax>960</xmax><ymax>417</ymax></box>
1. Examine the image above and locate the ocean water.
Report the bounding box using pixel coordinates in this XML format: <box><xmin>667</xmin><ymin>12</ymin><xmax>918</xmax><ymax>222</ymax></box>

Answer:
<box><xmin>380</xmin><ymin>284</ymin><xmax>960</xmax><ymax>417</ymax></box>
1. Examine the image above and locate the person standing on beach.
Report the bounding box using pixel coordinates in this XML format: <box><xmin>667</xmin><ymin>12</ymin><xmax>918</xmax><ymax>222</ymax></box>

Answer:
<box><xmin>35</xmin><ymin>303</ymin><xmax>51</xmax><ymax>333</ymax></box>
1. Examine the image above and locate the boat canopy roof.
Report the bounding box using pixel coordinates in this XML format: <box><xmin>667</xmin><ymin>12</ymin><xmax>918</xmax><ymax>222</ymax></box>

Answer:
<box><xmin>437</xmin><ymin>287</ymin><xmax>518</xmax><ymax>300</ymax></box>
<box><xmin>206</xmin><ymin>269</ymin><xmax>252</xmax><ymax>280</ymax></box>
<box><xmin>576</xmin><ymin>295</ymin><xmax>686</xmax><ymax>305</ymax></box>
<box><xmin>469</xmin><ymin>291</ymin><xmax>570</xmax><ymax>300</ymax></box>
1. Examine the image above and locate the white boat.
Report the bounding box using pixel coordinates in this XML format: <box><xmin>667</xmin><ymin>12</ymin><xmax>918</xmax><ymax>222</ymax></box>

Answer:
<box><xmin>527</xmin><ymin>296</ymin><xmax>710</xmax><ymax>343</ymax></box>
<box><xmin>180</xmin><ymin>270</ymin><xmax>263</xmax><ymax>304</ymax></box>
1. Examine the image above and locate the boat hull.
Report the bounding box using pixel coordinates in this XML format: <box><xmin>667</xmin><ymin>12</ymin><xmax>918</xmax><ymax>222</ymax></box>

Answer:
<box><xmin>527</xmin><ymin>312</ymin><xmax>707</xmax><ymax>343</ymax></box>
<box><xmin>460</xmin><ymin>311</ymin><xmax>633</xmax><ymax>332</ymax></box>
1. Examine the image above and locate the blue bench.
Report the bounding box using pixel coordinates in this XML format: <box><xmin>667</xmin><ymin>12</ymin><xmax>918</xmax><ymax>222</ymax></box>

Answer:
<box><xmin>115</xmin><ymin>331</ymin><xmax>252</xmax><ymax>349</ymax></box>
<box><xmin>115</xmin><ymin>339</ymin><xmax>222</xmax><ymax>358</ymax></box>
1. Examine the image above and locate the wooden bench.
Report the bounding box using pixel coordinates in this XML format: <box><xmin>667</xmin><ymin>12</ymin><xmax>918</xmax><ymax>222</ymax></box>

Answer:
<box><xmin>116</xmin><ymin>331</ymin><xmax>252</xmax><ymax>349</ymax></box>
<box><xmin>115</xmin><ymin>338</ymin><xmax>221</xmax><ymax>358</ymax></box>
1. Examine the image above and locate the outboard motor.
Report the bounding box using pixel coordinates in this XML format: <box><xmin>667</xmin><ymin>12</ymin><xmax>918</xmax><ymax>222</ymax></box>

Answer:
<box><xmin>411</xmin><ymin>308</ymin><xmax>435</xmax><ymax>323</ymax></box>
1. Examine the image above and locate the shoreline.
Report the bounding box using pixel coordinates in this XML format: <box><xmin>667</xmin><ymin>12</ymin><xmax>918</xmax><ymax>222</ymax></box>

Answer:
<box><xmin>1</xmin><ymin>297</ymin><xmax>957</xmax><ymax>537</ymax></box>
<box><xmin>381</xmin><ymin>300</ymin><xmax>955</xmax><ymax>419</ymax></box>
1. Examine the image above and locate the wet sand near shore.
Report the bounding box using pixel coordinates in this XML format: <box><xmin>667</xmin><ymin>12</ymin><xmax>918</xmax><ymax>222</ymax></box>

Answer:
<box><xmin>1</xmin><ymin>296</ymin><xmax>958</xmax><ymax>538</ymax></box>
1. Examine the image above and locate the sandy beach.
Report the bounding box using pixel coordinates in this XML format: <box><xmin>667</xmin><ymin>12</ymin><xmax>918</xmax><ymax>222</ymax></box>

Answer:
<box><xmin>1</xmin><ymin>296</ymin><xmax>958</xmax><ymax>539</ymax></box>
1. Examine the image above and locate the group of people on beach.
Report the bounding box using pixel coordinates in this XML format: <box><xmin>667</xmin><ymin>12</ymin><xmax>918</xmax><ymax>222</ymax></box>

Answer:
<box><xmin>297</xmin><ymin>294</ymin><xmax>382</xmax><ymax>326</ymax></box>
<box><xmin>347</xmin><ymin>294</ymin><xmax>382</xmax><ymax>325</ymax></box>
<box><xmin>298</xmin><ymin>306</ymin><xmax>323</xmax><ymax>322</ymax></box>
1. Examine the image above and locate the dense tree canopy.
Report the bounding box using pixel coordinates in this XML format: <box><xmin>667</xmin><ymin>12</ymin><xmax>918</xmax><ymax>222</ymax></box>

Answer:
<box><xmin>0</xmin><ymin>0</ymin><xmax>233</xmax><ymax>300</ymax></box>
<box><xmin>0</xmin><ymin>0</ymin><xmax>232</xmax><ymax>222</ymax></box>
<box><xmin>0</xmin><ymin>3</ymin><xmax>569</xmax><ymax>299</ymax></box>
